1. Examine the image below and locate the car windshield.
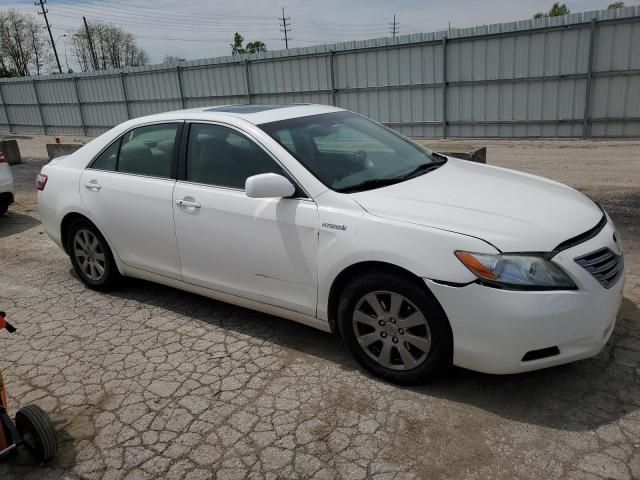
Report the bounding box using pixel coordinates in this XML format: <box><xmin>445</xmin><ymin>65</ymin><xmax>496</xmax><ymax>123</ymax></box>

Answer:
<box><xmin>259</xmin><ymin>111</ymin><xmax>443</xmax><ymax>192</ymax></box>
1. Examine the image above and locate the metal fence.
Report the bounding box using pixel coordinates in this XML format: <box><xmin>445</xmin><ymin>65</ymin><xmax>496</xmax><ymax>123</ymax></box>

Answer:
<box><xmin>1</xmin><ymin>6</ymin><xmax>639</xmax><ymax>138</ymax></box>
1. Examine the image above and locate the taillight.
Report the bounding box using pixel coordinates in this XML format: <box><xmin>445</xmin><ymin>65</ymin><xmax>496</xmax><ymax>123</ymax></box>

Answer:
<box><xmin>36</xmin><ymin>173</ymin><xmax>48</xmax><ymax>191</ymax></box>
<box><xmin>0</xmin><ymin>152</ymin><xmax>5</xmax><ymax>163</ymax></box>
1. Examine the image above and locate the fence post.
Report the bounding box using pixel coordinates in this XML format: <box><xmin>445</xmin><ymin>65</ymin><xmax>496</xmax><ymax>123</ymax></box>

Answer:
<box><xmin>0</xmin><ymin>82</ymin><xmax>12</xmax><ymax>134</ymax></box>
<box><xmin>73</xmin><ymin>76</ymin><xmax>87</xmax><ymax>136</ymax></box>
<box><xmin>330</xmin><ymin>51</ymin><xmax>337</xmax><ymax>106</ymax></box>
<box><xmin>120</xmin><ymin>72</ymin><xmax>131</xmax><ymax>119</ymax></box>
<box><xmin>32</xmin><ymin>79</ymin><xmax>47</xmax><ymax>135</ymax></box>
<box><xmin>583</xmin><ymin>18</ymin><xmax>597</xmax><ymax>139</ymax></box>
<box><xmin>176</xmin><ymin>65</ymin><xmax>186</xmax><ymax>109</ymax></box>
<box><xmin>244</xmin><ymin>60</ymin><xmax>252</xmax><ymax>104</ymax></box>
<box><xmin>442</xmin><ymin>36</ymin><xmax>448</xmax><ymax>139</ymax></box>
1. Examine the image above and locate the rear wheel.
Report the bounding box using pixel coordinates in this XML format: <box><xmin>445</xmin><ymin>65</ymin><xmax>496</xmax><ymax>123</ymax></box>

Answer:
<box><xmin>0</xmin><ymin>202</ymin><xmax>8</xmax><ymax>216</ymax></box>
<box><xmin>15</xmin><ymin>404</ymin><xmax>57</xmax><ymax>463</ymax></box>
<box><xmin>67</xmin><ymin>219</ymin><xmax>120</xmax><ymax>291</ymax></box>
<box><xmin>337</xmin><ymin>272</ymin><xmax>452</xmax><ymax>384</ymax></box>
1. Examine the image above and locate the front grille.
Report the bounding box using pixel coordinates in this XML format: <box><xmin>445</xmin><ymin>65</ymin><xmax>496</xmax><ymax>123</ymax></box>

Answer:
<box><xmin>575</xmin><ymin>248</ymin><xmax>624</xmax><ymax>289</ymax></box>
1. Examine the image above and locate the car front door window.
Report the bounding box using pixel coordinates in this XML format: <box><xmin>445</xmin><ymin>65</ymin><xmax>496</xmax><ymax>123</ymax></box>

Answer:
<box><xmin>187</xmin><ymin>124</ymin><xmax>285</xmax><ymax>189</ymax></box>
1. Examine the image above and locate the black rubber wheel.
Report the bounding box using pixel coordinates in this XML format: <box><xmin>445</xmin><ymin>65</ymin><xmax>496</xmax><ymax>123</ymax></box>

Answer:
<box><xmin>15</xmin><ymin>404</ymin><xmax>57</xmax><ymax>463</ymax></box>
<box><xmin>0</xmin><ymin>202</ymin><xmax>8</xmax><ymax>216</ymax></box>
<box><xmin>337</xmin><ymin>272</ymin><xmax>453</xmax><ymax>385</ymax></box>
<box><xmin>66</xmin><ymin>219</ymin><xmax>121</xmax><ymax>291</ymax></box>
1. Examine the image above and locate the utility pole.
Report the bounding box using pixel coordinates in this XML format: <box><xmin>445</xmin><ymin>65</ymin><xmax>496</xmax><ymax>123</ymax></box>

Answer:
<box><xmin>35</xmin><ymin>0</ymin><xmax>62</xmax><ymax>73</ymax></box>
<box><xmin>83</xmin><ymin>17</ymin><xmax>99</xmax><ymax>71</ymax></box>
<box><xmin>389</xmin><ymin>14</ymin><xmax>399</xmax><ymax>38</ymax></box>
<box><xmin>279</xmin><ymin>7</ymin><xmax>291</xmax><ymax>49</ymax></box>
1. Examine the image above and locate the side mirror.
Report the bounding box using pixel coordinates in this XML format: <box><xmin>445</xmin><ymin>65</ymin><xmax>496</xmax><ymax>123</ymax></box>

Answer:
<box><xmin>245</xmin><ymin>173</ymin><xmax>296</xmax><ymax>199</ymax></box>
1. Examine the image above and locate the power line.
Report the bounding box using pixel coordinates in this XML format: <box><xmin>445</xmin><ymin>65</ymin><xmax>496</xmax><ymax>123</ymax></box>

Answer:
<box><xmin>50</xmin><ymin>0</ymin><xmax>391</xmax><ymax>27</ymax></box>
<box><xmin>54</xmin><ymin>23</ymin><xmax>371</xmax><ymax>44</ymax></box>
<box><xmin>35</xmin><ymin>0</ymin><xmax>62</xmax><ymax>73</ymax></box>
<box><xmin>51</xmin><ymin>12</ymin><xmax>389</xmax><ymax>39</ymax></box>
<box><xmin>47</xmin><ymin>0</ymin><xmax>390</xmax><ymax>32</ymax></box>
<box><xmin>389</xmin><ymin>13</ymin><xmax>399</xmax><ymax>38</ymax></box>
<box><xmin>279</xmin><ymin>6</ymin><xmax>291</xmax><ymax>49</ymax></box>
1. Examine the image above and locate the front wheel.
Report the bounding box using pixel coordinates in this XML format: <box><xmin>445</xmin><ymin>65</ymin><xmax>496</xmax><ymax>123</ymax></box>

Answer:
<box><xmin>337</xmin><ymin>272</ymin><xmax>453</xmax><ymax>385</ymax></box>
<box><xmin>15</xmin><ymin>404</ymin><xmax>57</xmax><ymax>463</ymax></box>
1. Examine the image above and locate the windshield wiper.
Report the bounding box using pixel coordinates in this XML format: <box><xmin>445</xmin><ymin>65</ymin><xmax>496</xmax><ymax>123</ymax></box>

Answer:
<box><xmin>335</xmin><ymin>177</ymin><xmax>402</xmax><ymax>193</ymax></box>
<box><xmin>396</xmin><ymin>157</ymin><xmax>447</xmax><ymax>181</ymax></box>
<box><xmin>336</xmin><ymin>155</ymin><xmax>448</xmax><ymax>193</ymax></box>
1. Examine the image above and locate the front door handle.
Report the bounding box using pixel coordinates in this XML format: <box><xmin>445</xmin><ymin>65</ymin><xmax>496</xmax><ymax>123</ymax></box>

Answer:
<box><xmin>176</xmin><ymin>199</ymin><xmax>201</xmax><ymax>208</ymax></box>
<box><xmin>84</xmin><ymin>181</ymin><xmax>101</xmax><ymax>190</ymax></box>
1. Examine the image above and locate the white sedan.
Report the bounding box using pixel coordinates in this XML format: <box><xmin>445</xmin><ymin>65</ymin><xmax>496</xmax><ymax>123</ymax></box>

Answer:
<box><xmin>0</xmin><ymin>150</ymin><xmax>14</xmax><ymax>215</ymax></box>
<box><xmin>37</xmin><ymin>104</ymin><xmax>624</xmax><ymax>384</ymax></box>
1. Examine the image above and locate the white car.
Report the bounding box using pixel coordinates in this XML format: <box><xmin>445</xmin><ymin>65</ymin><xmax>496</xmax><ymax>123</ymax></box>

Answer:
<box><xmin>36</xmin><ymin>104</ymin><xmax>625</xmax><ymax>384</ymax></box>
<box><xmin>0</xmin><ymin>150</ymin><xmax>14</xmax><ymax>215</ymax></box>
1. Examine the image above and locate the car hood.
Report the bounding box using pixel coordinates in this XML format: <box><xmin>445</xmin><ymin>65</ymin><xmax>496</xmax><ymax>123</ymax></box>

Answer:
<box><xmin>350</xmin><ymin>157</ymin><xmax>603</xmax><ymax>252</ymax></box>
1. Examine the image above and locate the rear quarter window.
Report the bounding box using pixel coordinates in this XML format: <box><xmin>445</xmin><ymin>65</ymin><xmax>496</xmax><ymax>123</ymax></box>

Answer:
<box><xmin>90</xmin><ymin>140</ymin><xmax>120</xmax><ymax>171</ymax></box>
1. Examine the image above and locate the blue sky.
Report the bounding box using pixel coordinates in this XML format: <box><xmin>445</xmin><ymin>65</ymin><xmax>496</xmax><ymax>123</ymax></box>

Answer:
<box><xmin>0</xmin><ymin>0</ymin><xmax>635</xmax><ymax>68</ymax></box>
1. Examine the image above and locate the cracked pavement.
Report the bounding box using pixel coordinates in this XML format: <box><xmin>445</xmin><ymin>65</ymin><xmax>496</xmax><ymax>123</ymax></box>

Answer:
<box><xmin>0</xmin><ymin>138</ymin><xmax>639</xmax><ymax>479</ymax></box>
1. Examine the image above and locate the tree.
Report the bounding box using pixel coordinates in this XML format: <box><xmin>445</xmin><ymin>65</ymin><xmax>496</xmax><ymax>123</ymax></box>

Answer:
<box><xmin>0</xmin><ymin>10</ymin><xmax>52</xmax><ymax>77</ymax></box>
<box><xmin>71</xmin><ymin>22</ymin><xmax>147</xmax><ymax>72</ymax></box>
<box><xmin>245</xmin><ymin>41</ymin><xmax>267</xmax><ymax>54</ymax></box>
<box><xmin>231</xmin><ymin>32</ymin><xmax>246</xmax><ymax>55</ymax></box>
<box><xmin>231</xmin><ymin>32</ymin><xmax>267</xmax><ymax>55</ymax></box>
<box><xmin>27</xmin><ymin>21</ymin><xmax>52</xmax><ymax>76</ymax></box>
<box><xmin>533</xmin><ymin>2</ymin><xmax>570</xmax><ymax>19</ymax></box>
<box><xmin>608</xmin><ymin>2</ymin><xmax>625</xmax><ymax>8</ymax></box>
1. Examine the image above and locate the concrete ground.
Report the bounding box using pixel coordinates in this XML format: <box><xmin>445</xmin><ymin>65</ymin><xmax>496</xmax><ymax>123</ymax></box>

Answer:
<box><xmin>0</xmin><ymin>135</ymin><xmax>639</xmax><ymax>480</ymax></box>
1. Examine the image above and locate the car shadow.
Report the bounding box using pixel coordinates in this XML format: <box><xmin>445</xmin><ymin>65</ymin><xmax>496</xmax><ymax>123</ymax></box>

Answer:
<box><xmin>408</xmin><ymin>296</ymin><xmax>640</xmax><ymax>431</ymax></box>
<box><xmin>0</xmin><ymin>211</ymin><xmax>40</xmax><ymax>239</ymax></box>
<box><xmin>102</xmin><ymin>275</ymin><xmax>640</xmax><ymax>433</ymax></box>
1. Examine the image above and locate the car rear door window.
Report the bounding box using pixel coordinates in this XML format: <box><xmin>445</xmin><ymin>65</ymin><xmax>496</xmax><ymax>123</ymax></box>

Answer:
<box><xmin>117</xmin><ymin>123</ymin><xmax>179</xmax><ymax>178</ymax></box>
<box><xmin>186</xmin><ymin>123</ymin><xmax>285</xmax><ymax>189</ymax></box>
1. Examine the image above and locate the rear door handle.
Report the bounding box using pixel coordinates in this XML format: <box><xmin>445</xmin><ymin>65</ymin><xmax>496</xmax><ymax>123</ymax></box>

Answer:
<box><xmin>175</xmin><ymin>199</ymin><xmax>201</xmax><ymax>208</ymax></box>
<box><xmin>84</xmin><ymin>182</ymin><xmax>101</xmax><ymax>190</ymax></box>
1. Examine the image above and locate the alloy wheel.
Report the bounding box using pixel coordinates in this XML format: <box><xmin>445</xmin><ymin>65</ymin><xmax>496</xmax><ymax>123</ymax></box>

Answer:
<box><xmin>352</xmin><ymin>290</ymin><xmax>431</xmax><ymax>371</ymax></box>
<box><xmin>73</xmin><ymin>229</ymin><xmax>106</xmax><ymax>281</ymax></box>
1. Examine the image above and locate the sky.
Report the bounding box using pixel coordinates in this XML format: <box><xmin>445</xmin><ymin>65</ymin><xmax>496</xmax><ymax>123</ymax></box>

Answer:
<box><xmin>0</xmin><ymin>0</ymin><xmax>636</xmax><ymax>69</ymax></box>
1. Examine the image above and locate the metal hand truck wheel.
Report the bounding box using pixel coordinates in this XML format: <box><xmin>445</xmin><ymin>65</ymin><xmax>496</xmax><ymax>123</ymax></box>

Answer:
<box><xmin>0</xmin><ymin>311</ymin><xmax>58</xmax><ymax>464</ymax></box>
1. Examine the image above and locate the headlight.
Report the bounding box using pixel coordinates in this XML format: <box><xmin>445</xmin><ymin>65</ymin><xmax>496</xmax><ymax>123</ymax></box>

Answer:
<box><xmin>455</xmin><ymin>251</ymin><xmax>576</xmax><ymax>289</ymax></box>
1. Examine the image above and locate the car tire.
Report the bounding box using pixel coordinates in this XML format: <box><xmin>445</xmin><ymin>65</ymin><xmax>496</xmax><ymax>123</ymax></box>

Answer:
<box><xmin>66</xmin><ymin>219</ymin><xmax>120</xmax><ymax>291</ymax></box>
<box><xmin>0</xmin><ymin>202</ymin><xmax>8</xmax><ymax>216</ymax></box>
<box><xmin>337</xmin><ymin>271</ymin><xmax>452</xmax><ymax>385</ymax></box>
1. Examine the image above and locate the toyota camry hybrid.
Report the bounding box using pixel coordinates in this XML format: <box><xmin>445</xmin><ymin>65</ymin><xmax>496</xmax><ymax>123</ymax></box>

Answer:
<box><xmin>37</xmin><ymin>104</ymin><xmax>625</xmax><ymax>384</ymax></box>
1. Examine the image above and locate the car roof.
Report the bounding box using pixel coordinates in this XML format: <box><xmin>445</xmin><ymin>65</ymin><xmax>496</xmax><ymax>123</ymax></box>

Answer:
<box><xmin>126</xmin><ymin>103</ymin><xmax>344</xmax><ymax>127</ymax></box>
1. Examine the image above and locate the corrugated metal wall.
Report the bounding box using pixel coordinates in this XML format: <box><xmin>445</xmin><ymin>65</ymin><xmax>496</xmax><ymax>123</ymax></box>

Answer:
<box><xmin>1</xmin><ymin>6</ymin><xmax>639</xmax><ymax>138</ymax></box>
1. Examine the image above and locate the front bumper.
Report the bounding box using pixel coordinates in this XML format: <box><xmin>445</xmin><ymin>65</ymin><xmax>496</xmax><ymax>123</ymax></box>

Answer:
<box><xmin>427</xmin><ymin>218</ymin><xmax>625</xmax><ymax>374</ymax></box>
